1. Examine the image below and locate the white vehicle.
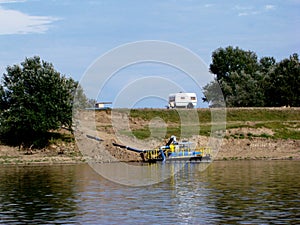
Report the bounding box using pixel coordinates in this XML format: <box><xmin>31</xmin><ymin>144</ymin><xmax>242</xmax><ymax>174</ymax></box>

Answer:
<box><xmin>168</xmin><ymin>92</ymin><xmax>197</xmax><ymax>109</ymax></box>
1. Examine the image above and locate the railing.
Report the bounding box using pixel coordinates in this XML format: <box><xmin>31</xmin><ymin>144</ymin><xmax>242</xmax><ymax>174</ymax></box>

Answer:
<box><xmin>145</xmin><ymin>149</ymin><xmax>160</xmax><ymax>160</ymax></box>
<box><xmin>197</xmin><ymin>147</ymin><xmax>211</xmax><ymax>156</ymax></box>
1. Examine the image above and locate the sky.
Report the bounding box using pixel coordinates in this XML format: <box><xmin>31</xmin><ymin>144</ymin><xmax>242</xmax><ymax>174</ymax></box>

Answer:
<box><xmin>0</xmin><ymin>0</ymin><xmax>299</xmax><ymax>108</ymax></box>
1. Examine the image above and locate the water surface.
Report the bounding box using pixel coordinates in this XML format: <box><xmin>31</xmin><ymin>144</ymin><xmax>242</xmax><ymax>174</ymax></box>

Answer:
<box><xmin>0</xmin><ymin>161</ymin><xmax>299</xmax><ymax>224</ymax></box>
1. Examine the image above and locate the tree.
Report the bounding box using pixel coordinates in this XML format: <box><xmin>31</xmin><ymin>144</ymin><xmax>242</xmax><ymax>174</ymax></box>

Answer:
<box><xmin>265</xmin><ymin>53</ymin><xmax>300</xmax><ymax>107</ymax></box>
<box><xmin>210</xmin><ymin>46</ymin><xmax>259</xmax><ymax>81</ymax></box>
<box><xmin>259</xmin><ymin>56</ymin><xmax>276</xmax><ymax>74</ymax></box>
<box><xmin>202</xmin><ymin>80</ymin><xmax>225</xmax><ymax>107</ymax></box>
<box><xmin>72</xmin><ymin>84</ymin><xmax>94</xmax><ymax>110</ymax></box>
<box><xmin>224</xmin><ymin>71</ymin><xmax>265</xmax><ymax>107</ymax></box>
<box><xmin>205</xmin><ymin>46</ymin><xmax>263</xmax><ymax>107</ymax></box>
<box><xmin>203</xmin><ymin>46</ymin><xmax>299</xmax><ymax>107</ymax></box>
<box><xmin>0</xmin><ymin>56</ymin><xmax>82</xmax><ymax>147</ymax></box>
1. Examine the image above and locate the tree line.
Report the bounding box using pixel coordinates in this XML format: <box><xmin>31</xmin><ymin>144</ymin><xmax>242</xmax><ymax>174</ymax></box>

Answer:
<box><xmin>0</xmin><ymin>48</ymin><xmax>299</xmax><ymax>148</ymax></box>
<box><xmin>203</xmin><ymin>46</ymin><xmax>300</xmax><ymax>107</ymax></box>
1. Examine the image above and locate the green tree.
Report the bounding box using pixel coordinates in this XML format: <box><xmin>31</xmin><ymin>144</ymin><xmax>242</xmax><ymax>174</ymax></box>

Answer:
<box><xmin>224</xmin><ymin>71</ymin><xmax>265</xmax><ymax>107</ymax></box>
<box><xmin>205</xmin><ymin>46</ymin><xmax>262</xmax><ymax>107</ymax></box>
<box><xmin>0</xmin><ymin>56</ymin><xmax>82</xmax><ymax>147</ymax></box>
<box><xmin>202</xmin><ymin>80</ymin><xmax>225</xmax><ymax>107</ymax></box>
<box><xmin>203</xmin><ymin>46</ymin><xmax>299</xmax><ymax>107</ymax></box>
<box><xmin>210</xmin><ymin>46</ymin><xmax>259</xmax><ymax>81</ymax></box>
<box><xmin>72</xmin><ymin>84</ymin><xmax>94</xmax><ymax>110</ymax></box>
<box><xmin>259</xmin><ymin>56</ymin><xmax>276</xmax><ymax>74</ymax></box>
<box><xmin>265</xmin><ymin>53</ymin><xmax>300</xmax><ymax>107</ymax></box>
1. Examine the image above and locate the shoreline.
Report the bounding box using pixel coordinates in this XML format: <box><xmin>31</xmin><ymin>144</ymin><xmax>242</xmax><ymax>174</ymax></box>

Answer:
<box><xmin>1</xmin><ymin>136</ymin><xmax>299</xmax><ymax>165</ymax></box>
<box><xmin>0</xmin><ymin>143</ymin><xmax>84</xmax><ymax>165</ymax></box>
<box><xmin>0</xmin><ymin>155</ymin><xmax>298</xmax><ymax>166</ymax></box>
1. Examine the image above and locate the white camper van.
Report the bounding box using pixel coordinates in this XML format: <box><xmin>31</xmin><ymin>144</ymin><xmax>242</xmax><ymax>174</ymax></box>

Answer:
<box><xmin>168</xmin><ymin>92</ymin><xmax>197</xmax><ymax>109</ymax></box>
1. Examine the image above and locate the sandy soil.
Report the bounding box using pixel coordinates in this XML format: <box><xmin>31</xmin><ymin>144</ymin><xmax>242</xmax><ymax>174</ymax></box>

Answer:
<box><xmin>0</xmin><ymin>142</ymin><xmax>84</xmax><ymax>165</ymax></box>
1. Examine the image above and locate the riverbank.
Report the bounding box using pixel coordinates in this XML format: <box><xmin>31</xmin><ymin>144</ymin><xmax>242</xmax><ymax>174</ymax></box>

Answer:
<box><xmin>1</xmin><ymin>134</ymin><xmax>299</xmax><ymax>165</ymax></box>
<box><xmin>0</xmin><ymin>143</ymin><xmax>84</xmax><ymax>165</ymax></box>
<box><xmin>1</xmin><ymin>107</ymin><xmax>299</xmax><ymax>164</ymax></box>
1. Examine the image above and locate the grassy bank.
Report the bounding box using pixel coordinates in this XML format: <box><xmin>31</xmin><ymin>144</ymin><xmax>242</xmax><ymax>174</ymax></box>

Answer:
<box><xmin>120</xmin><ymin>107</ymin><xmax>300</xmax><ymax>140</ymax></box>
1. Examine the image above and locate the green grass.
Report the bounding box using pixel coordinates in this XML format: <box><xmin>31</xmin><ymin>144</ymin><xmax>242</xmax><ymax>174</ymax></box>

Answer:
<box><xmin>115</xmin><ymin>108</ymin><xmax>300</xmax><ymax>140</ymax></box>
<box><xmin>226</xmin><ymin>108</ymin><xmax>300</xmax><ymax>121</ymax></box>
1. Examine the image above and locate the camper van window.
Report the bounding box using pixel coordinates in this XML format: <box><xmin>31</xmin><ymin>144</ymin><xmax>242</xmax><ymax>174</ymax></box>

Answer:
<box><xmin>181</xmin><ymin>97</ymin><xmax>185</xmax><ymax>99</ymax></box>
<box><xmin>191</xmin><ymin>97</ymin><xmax>196</xmax><ymax>100</ymax></box>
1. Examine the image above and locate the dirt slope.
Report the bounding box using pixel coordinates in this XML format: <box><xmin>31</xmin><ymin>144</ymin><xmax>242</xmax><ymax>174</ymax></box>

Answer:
<box><xmin>1</xmin><ymin>108</ymin><xmax>299</xmax><ymax>164</ymax></box>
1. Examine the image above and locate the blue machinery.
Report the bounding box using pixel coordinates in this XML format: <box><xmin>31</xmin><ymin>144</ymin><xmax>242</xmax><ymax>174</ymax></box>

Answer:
<box><xmin>113</xmin><ymin>136</ymin><xmax>211</xmax><ymax>163</ymax></box>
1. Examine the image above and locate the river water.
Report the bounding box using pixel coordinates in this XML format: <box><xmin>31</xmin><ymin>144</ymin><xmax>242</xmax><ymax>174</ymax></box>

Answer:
<box><xmin>0</xmin><ymin>161</ymin><xmax>299</xmax><ymax>224</ymax></box>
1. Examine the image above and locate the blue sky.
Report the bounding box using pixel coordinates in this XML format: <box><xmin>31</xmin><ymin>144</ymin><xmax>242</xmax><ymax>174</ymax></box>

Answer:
<box><xmin>0</xmin><ymin>0</ymin><xmax>299</xmax><ymax>108</ymax></box>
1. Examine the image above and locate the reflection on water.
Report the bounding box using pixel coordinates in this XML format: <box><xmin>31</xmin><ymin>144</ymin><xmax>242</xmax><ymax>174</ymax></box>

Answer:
<box><xmin>88</xmin><ymin>161</ymin><xmax>210</xmax><ymax>186</ymax></box>
<box><xmin>202</xmin><ymin>161</ymin><xmax>300</xmax><ymax>224</ymax></box>
<box><xmin>0</xmin><ymin>161</ymin><xmax>299</xmax><ymax>224</ymax></box>
<box><xmin>0</xmin><ymin>165</ymin><xmax>79</xmax><ymax>224</ymax></box>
